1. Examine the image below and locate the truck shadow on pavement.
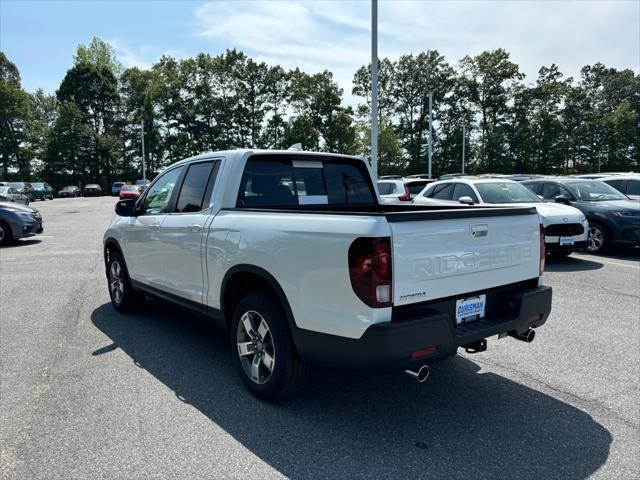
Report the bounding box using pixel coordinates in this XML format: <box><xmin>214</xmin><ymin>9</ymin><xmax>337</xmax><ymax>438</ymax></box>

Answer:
<box><xmin>91</xmin><ymin>300</ymin><xmax>612</xmax><ymax>480</ymax></box>
<box><xmin>544</xmin><ymin>256</ymin><xmax>603</xmax><ymax>272</ymax></box>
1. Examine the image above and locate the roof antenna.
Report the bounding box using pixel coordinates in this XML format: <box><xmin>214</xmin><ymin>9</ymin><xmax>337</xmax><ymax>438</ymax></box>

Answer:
<box><xmin>287</xmin><ymin>143</ymin><xmax>303</xmax><ymax>151</ymax></box>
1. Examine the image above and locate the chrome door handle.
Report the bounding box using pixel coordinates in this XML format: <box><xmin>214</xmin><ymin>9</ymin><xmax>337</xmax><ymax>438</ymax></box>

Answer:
<box><xmin>150</xmin><ymin>223</ymin><xmax>160</xmax><ymax>230</ymax></box>
<box><xmin>189</xmin><ymin>223</ymin><xmax>203</xmax><ymax>232</ymax></box>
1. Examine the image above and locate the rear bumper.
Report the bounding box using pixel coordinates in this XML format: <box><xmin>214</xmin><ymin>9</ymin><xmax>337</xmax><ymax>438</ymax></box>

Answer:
<box><xmin>294</xmin><ymin>285</ymin><xmax>552</xmax><ymax>370</ymax></box>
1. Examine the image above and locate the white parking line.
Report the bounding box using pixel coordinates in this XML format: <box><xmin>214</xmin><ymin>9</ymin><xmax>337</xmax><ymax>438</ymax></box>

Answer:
<box><xmin>573</xmin><ymin>254</ymin><xmax>640</xmax><ymax>270</ymax></box>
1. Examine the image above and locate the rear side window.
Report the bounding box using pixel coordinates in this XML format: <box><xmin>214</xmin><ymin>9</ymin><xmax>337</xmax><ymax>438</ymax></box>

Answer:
<box><xmin>377</xmin><ymin>182</ymin><xmax>397</xmax><ymax>195</ymax></box>
<box><xmin>237</xmin><ymin>156</ymin><xmax>376</xmax><ymax>208</ymax></box>
<box><xmin>175</xmin><ymin>161</ymin><xmax>219</xmax><ymax>213</ymax></box>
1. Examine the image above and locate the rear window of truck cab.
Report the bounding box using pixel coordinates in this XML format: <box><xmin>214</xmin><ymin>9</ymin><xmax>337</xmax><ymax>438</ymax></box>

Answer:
<box><xmin>237</xmin><ymin>155</ymin><xmax>377</xmax><ymax>208</ymax></box>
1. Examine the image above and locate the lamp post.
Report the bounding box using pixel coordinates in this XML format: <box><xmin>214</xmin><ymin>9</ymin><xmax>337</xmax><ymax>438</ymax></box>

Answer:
<box><xmin>428</xmin><ymin>91</ymin><xmax>433</xmax><ymax>178</ymax></box>
<box><xmin>141</xmin><ymin>119</ymin><xmax>146</xmax><ymax>181</ymax></box>
<box><xmin>370</xmin><ymin>0</ymin><xmax>378</xmax><ymax>180</ymax></box>
<box><xmin>461</xmin><ymin>125</ymin><xmax>466</xmax><ymax>174</ymax></box>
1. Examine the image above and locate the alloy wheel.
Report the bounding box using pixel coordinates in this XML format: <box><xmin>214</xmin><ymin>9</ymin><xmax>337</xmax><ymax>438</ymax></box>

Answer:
<box><xmin>109</xmin><ymin>260</ymin><xmax>124</xmax><ymax>304</ymax></box>
<box><xmin>587</xmin><ymin>226</ymin><xmax>604</xmax><ymax>253</ymax></box>
<box><xmin>236</xmin><ymin>310</ymin><xmax>275</xmax><ymax>385</ymax></box>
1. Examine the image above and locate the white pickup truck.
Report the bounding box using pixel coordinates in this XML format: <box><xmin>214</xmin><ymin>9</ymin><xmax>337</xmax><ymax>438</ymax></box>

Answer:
<box><xmin>103</xmin><ymin>150</ymin><xmax>552</xmax><ymax>400</ymax></box>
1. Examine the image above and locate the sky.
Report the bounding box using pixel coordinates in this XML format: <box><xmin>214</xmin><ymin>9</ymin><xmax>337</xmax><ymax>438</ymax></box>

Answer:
<box><xmin>1</xmin><ymin>0</ymin><xmax>639</xmax><ymax>105</ymax></box>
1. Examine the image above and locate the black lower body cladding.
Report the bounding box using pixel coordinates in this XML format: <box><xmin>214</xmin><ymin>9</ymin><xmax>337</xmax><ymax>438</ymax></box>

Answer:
<box><xmin>292</xmin><ymin>281</ymin><xmax>552</xmax><ymax>371</ymax></box>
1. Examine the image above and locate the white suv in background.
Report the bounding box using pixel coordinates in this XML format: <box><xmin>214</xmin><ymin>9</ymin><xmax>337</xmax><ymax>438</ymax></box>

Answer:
<box><xmin>414</xmin><ymin>178</ymin><xmax>589</xmax><ymax>257</ymax></box>
<box><xmin>377</xmin><ymin>178</ymin><xmax>435</xmax><ymax>204</ymax></box>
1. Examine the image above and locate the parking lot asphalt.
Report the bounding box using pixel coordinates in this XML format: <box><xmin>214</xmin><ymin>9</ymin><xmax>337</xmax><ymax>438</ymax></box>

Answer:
<box><xmin>1</xmin><ymin>196</ymin><xmax>638</xmax><ymax>480</ymax></box>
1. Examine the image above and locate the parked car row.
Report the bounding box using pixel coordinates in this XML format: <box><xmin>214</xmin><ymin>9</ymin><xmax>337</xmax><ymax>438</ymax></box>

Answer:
<box><xmin>381</xmin><ymin>174</ymin><xmax>640</xmax><ymax>256</ymax></box>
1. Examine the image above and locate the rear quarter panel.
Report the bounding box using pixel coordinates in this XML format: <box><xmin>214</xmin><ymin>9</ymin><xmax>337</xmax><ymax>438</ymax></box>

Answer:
<box><xmin>206</xmin><ymin>210</ymin><xmax>392</xmax><ymax>339</ymax></box>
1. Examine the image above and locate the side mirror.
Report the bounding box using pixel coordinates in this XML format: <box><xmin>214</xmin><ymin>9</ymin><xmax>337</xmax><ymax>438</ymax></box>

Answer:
<box><xmin>458</xmin><ymin>196</ymin><xmax>475</xmax><ymax>205</ymax></box>
<box><xmin>115</xmin><ymin>198</ymin><xmax>136</xmax><ymax>217</ymax></box>
<box><xmin>554</xmin><ymin>195</ymin><xmax>571</xmax><ymax>205</ymax></box>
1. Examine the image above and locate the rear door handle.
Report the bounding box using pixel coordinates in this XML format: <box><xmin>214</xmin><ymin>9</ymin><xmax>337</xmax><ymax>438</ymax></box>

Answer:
<box><xmin>150</xmin><ymin>223</ymin><xmax>160</xmax><ymax>230</ymax></box>
<box><xmin>189</xmin><ymin>223</ymin><xmax>203</xmax><ymax>232</ymax></box>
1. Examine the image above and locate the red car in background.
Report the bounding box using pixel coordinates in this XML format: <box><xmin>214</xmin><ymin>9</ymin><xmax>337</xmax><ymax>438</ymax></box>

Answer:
<box><xmin>119</xmin><ymin>185</ymin><xmax>141</xmax><ymax>200</ymax></box>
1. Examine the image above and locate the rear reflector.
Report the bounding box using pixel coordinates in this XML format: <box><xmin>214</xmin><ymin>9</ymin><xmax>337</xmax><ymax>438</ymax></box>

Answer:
<box><xmin>411</xmin><ymin>346</ymin><xmax>436</xmax><ymax>359</ymax></box>
<box><xmin>528</xmin><ymin>314</ymin><xmax>542</xmax><ymax>324</ymax></box>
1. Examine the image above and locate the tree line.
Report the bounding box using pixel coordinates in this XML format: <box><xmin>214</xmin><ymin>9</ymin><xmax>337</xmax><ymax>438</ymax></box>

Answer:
<box><xmin>1</xmin><ymin>37</ymin><xmax>638</xmax><ymax>188</ymax></box>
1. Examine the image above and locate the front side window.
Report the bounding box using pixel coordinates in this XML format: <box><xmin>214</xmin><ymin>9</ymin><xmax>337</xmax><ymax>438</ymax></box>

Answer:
<box><xmin>175</xmin><ymin>161</ymin><xmax>218</xmax><ymax>213</ymax></box>
<box><xmin>566</xmin><ymin>181</ymin><xmax>627</xmax><ymax>202</ymax></box>
<box><xmin>453</xmin><ymin>183</ymin><xmax>479</xmax><ymax>202</ymax></box>
<box><xmin>476</xmin><ymin>182</ymin><xmax>541</xmax><ymax>203</ymax></box>
<box><xmin>431</xmin><ymin>183</ymin><xmax>454</xmax><ymax>200</ymax></box>
<box><xmin>627</xmin><ymin>180</ymin><xmax>640</xmax><ymax>196</ymax></box>
<box><xmin>604</xmin><ymin>179</ymin><xmax>624</xmax><ymax>191</ymax></box>
<box><xmin>142</xmin><ymin>166</ymin><xmax>184</xmax><ymax>215</ymax></box>
<box><xmin>541</xmin><ymin>183</ymin><xmax>571</xmax><ymax>200</ymax></box>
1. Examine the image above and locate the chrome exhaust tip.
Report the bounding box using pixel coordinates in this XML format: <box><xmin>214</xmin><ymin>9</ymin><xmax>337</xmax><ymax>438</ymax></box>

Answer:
<box><xmin>509</xmin><ymin>328</ymin><xmax>536</xmax><ymax>343</ymax></box>
<box><xmin>405</xmin><ymin>364</ymin><xmax>430</xmax><ymax>383</ymax></box>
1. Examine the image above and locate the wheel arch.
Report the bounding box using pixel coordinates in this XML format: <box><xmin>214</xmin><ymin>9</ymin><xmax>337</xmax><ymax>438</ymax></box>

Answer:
<box><xmin>103</xmin><ymin>238</ymin><xmax>125</xmax><ymax>276</ymax></box>
<box><xmin>221</xmin><ymin>265</ymin><xmax>298</xmax><ymax>338</ymax></box>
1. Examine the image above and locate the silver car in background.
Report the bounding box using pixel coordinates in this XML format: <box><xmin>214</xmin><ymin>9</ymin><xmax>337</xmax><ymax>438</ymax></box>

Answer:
<box><xmin>0</xmin><ymin>186</ymin><xmax>30</xmax><ymax>205</ymax></box>
<box><xmin>0</xmin><ymin>202</ymin><xmax>43</xmax><ymax>246</ymax></box>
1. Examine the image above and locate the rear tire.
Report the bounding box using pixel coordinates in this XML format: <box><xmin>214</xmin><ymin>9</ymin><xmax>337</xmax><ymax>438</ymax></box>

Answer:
<box><xmin>107</xmin><ymin>250</ymin><xmax>144</xmax><ymax>312</ymax></box>
<box><xmin>0</xmin><ymin>220</ymin><xmax>13</xmax><ymax>246</ymax></box>
<box><xmin>230</xmin><ymin>292</ymin><xmax>310</xmax><ymax>401</ymax></box>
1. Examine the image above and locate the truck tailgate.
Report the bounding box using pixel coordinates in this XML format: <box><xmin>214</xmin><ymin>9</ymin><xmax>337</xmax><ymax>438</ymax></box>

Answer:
<box><xmin>388</xmin><ymin>208</ymin><xmax>541</xmax><ymax>306</ymax></box>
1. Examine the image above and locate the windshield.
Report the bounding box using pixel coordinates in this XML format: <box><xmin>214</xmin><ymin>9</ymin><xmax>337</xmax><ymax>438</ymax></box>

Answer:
<box><xmin>121</xmin><ymin>185</ymin><xmax>138</xmax><ymax>191</ymax></box>
<box><xmin>7</xmin><ymin>182</ymin><xmax>23</xmax><ymax>189</ymax></box>
<box><xmin>566</xmin><ymin>181</ymin><xmax>627</xmax><ymax>201</ymax></box>
<box><xmin>0</xmin><ymin>187</ymin><xmax>7</xmax><ymax>194</ymax></box>
<box><xmin>475</xmin><ymin>182</ymin><xmax>541</xmax><ymax>204</ymax></box>
<box><xmin>32</xmin><ymin>183</ymin><xmax>44</xmax><ymax>188</ymax></box>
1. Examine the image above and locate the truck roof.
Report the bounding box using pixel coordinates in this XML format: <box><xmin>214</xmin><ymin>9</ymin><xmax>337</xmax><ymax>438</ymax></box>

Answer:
<box><xmin>173</xmin><ymin>149</ymin><xmax>364</xmax><ymax>168</ymax></box>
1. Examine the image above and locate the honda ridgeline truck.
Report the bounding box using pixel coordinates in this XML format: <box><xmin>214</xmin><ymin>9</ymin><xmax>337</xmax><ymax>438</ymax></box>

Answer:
<box><xmin>103</xmin><ymin>150</ymin><xmax>552</xmax><ymax>400</ymax></box>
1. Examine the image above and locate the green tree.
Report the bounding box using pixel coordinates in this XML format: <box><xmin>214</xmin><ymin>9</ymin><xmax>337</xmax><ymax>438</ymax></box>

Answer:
<box><xmin>57</xmin><ymin>62</ymin><xmax>120</xmax><ymax>183</ymax></box>
<box><xmin>459</xmin><ymin>49</ymin><xmax>524</xmax><ymax>172</ymax></box>
<box><xmin>44</xmin><ymin>101</ymin><xmax>94</xmax><ymax>186</ymax></box>
<box><xmin>74</xmin><ymin>37</ymin><xmax>124</xmax><ymax>77</ymax></box>
<box><xmin>0</xmin><ymin>52</ymin><xmax>32</xmax><ymax>178</ymax></box>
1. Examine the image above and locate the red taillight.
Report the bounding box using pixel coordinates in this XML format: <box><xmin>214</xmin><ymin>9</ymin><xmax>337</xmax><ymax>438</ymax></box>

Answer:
<box><xmin>539</xmin><ymin>223</ymin><xmax>545</xmax><ymax>276</ymax></box>
<box><xmin>348</xmin><ymin>237</ymin><xmax>392</xmax><ymax>308</ymax></box>
<box><xmin>398</xmin><ymin>185</ymin><xmax>411</xmax><ymax>201</ymax></box>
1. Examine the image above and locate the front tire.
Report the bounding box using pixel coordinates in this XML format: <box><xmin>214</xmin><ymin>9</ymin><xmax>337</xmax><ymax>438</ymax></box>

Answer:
<box><xmin>0</xmin><ymin>220</ymin><xmax>13</xmax><ymax>246</ymax></box>
<box><xmin>107</xmin><ymin>250</ymin><xmax>144</xmax><ymax>312</ymax></box>
<box><xmin>230</xmin><ymin>292</ymin><xmax>310</xmax><ymax>401</ymax></box>
<box><xmin>587</xmin><ymin>223</ymin><xmax>608</xmax><ymax>254</ymax></box>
